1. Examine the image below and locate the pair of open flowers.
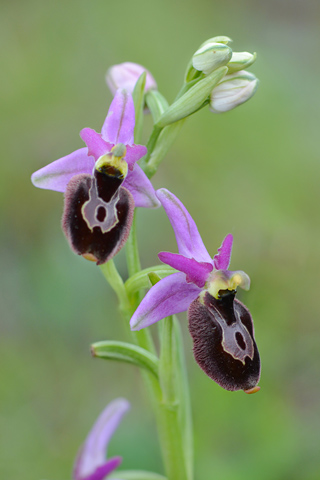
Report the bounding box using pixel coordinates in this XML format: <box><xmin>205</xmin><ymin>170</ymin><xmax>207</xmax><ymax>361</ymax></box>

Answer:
<box><xmin>32</xmin><ymin>89</ymin><xmax>260</xmax><ymax>394</ymax></box>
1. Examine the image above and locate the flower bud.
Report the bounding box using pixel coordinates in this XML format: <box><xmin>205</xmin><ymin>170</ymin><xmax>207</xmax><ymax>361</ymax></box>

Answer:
<box><xmin>106</xmin><ymin>62</ymin><xmax>157</xmax><ymax>95</ymax></box>
<box><xmin>209</xmin><ymin>71</ymin><xmax>259</xmax><ymax>113</ymax></box>
<box><xmin>192</xmin><ymin>42</ymin><xmax>232</xmax><ymax>75</ymax></box>
<box><xmin>227</xmin><ymin>51</ymin><xmax>257</xmax><ymax>74</ymax></box>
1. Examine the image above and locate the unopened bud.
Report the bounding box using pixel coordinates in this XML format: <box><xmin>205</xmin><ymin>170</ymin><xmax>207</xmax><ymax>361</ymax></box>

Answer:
<box><xmin>200</xmin><ymin>36</ymin><xmax>232</xmax><ymax>47</ymax></box>
<box><xmin>227</xmin><ymin>51</ymin><xmax>257</xmax><ymax>74</ymax></box>
<box><xmin>192</xmin><ymin>42</ymin><xmax>232</xmax><ymax>75</ymax></box>
<box><xmin>106</xmin><ymin>62</ymin><xmax>157</xmax><ymax>95</ymax></box>
<box><xmin>209</xmin><ymin>71</ymin><xmax>258</xmax><ymax>113</ymax></box>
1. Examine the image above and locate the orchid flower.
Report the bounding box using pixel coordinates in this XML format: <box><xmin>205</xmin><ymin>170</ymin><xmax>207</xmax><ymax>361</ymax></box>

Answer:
<box><xmin>73</xmin><ymin>398</ymin><xmax>130</xmax><ymax>480</ymax></box>
<box><xmin>31</xmin><ymin>90</ymin><xmax>160</xmax><ymax>264</ymax></box>
<box><xmin>130</xmin><ymin>188</ymin><xmax>260</xmax><ymax>392</ymax></box>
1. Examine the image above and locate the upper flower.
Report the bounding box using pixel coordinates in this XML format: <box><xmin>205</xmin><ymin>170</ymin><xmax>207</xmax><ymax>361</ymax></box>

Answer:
<box><xmin>130</xmin><ymin>189</ymin><xmax>260</xmax><ymax>392</ymax></box>
<box><xmin>32</xmin><ymin>90</ymin><xmax>160</xmax><ymax>264</ymax></box>
<box><xmin>31</xmin><ymin>89</ymin><xmax>160</xmax><ymax>209</ymax></box>
<box><xmin>73</xmin><ymin>398</ymin><xmax>130</xmax><ymax>480</ymax></box>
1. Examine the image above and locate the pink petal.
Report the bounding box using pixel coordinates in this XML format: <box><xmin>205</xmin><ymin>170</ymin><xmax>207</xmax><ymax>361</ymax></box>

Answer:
<box><xmin>101</xmin><ymin>90</ymin><xmax>135</xmax><ymax>145</ymax></box>
<box><xmin>80</xmin><ymin>128</ymin><xmax>113</xmax><ymax>160</ymax></box>
<box><xmin>130</xmin><ymin>272</ymin><xmax>201</xmax><ymax>330</ymax></box>
<box><xmin>213</xmin><ymin>233</ymin><xmax>233</xmax><ymax>270</ymax></box>
<box><xmin>125</xmin><ymin>144</ymin><xmax>147</xmax><ymax>170</ymax></box>
<box><xmin>158</xmin><ymin>252</ymin><xmax>213</xmax><ymax>288</ymax></box>
<box><xmin>31</xmin><ymin>148</ymin><xmax>95</xmax><ymax>193</ymax></box>
<box><xmin>156</xmin><ymin>189</ymin><xmax>211</xmax><ymax>262</ymax></box>
<box><xmin>122</xmin><ymin>164</ymin><xmax>160</xmax><ymax>208</ymax></box>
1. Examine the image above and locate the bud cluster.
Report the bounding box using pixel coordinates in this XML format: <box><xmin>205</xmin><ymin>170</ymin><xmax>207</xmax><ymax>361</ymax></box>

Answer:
<box><xmin>105</xmin><ymin>36</ymin><xmax>258</xmax><ymax>128</ymax></box>
<box><xmin>189</xmin><ymin>36</ymin><xmax>258</xmax><ymax>114</ymax></box>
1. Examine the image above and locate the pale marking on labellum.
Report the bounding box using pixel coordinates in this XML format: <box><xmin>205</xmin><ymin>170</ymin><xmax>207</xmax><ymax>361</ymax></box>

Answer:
<box><xmin>208</xmin><ymin>303</ymin><xmax>254</xmax><ymax>364</ymax></box>
<box><xmin>81</xmin><ymin>177</ymin><xmax>119</xmax><ymax>233</ymax></box>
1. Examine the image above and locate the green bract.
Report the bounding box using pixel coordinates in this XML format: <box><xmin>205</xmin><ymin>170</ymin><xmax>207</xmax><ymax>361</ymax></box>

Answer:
<box><xmin>156</xmin><ymin>66</ymin><xmax>228</xmax><ymax>127</ymax></box>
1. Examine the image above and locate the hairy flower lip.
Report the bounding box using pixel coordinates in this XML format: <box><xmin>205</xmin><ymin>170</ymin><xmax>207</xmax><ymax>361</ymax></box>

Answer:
<box><xmin>62</xmin><ymin>174</ymin><xmax>135</xmax><ymax>265</ymax></box>
<box><xmin>188</xmin><ymin>293</ymin><xmax>260</xmax><ymax>391</ymax></box>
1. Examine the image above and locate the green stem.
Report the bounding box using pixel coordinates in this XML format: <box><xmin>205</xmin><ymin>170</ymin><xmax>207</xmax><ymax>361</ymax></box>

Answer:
<box><xmin>139</xmin><ymin>125</ymin><xmax>162</xmax><ymax>170</ymax></box>
<box><xmin>173</xmin><ymin>316</ymin><xmax>193</xmax><ymax>480</ymax></box>
<box><xmin>125</xmin><ymin>211</ymin><xmax>145</xmax><ymax>311</ymax></box>
<box><xmin>125</xmin><ymin>211</ymin><xmax>156</xmax><ymax>356</ymax></box>
<box><xmin>100</xmin><ymin>260</ymin><xmax>131</xmax><ymax>317</ymax></box>
<box><xmin>124</xmin><ymin>217</ymin><xmax>190</xmax><ymax>480</ymax></box>
<box><xmin>143</xmin><ymin>120</ymin><xmax>185</xmax><ymax>179</ymax></box>
<box><xmin>159</xmin><ymin>317</ymin><xmax>176</xmax><ymax>403</ymax></box>
<box><xmin>157</xmin><ymin>316</ymin><xmax>190</xmax><ymax>480</ymax></box>
<box><xmin>126</xmin><ymin>211</ymin><xmax>141</xmax><ymax>278</ymax></box>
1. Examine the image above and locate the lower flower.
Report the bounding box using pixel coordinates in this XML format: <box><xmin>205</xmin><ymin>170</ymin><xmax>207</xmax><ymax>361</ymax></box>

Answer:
<box><xmin>130</xmin><ymin>188</ymin><xmax>260</xmax><ymax>393</ymax></box>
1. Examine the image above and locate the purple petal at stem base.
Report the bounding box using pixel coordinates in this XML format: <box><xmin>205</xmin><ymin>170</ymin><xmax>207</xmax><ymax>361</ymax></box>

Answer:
<box><xmin>73</xmin><ymin>399</ymin><xmax>130</xmax><ymax>480</ymax></box>
<box><xmin>80</xmin><ymin>457</ymin><xmax>122</xmax><ymax>480</ymax></box>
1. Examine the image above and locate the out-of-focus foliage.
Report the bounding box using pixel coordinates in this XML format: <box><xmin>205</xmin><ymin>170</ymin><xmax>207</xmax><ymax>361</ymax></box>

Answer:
<box><xmin>1</xmin><ymin>0</ymin><xmax>320</xmax><ymax>479</ymax></box>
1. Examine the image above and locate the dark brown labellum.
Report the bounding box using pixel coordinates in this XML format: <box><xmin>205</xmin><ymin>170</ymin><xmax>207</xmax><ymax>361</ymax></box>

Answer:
<box><xmin>62</xmin><ymin>173</ymin><xmax>134</xmax><ymax>265</ymax></box>
<box><xmin>94</xmin><ymin>166</ymin><xmax>124</xmax><ymax>202</ymax></box>
<box><xmin>188</xmin><ymin>290</ymin><xmax>260</xmax><ymax>391</ymax></box>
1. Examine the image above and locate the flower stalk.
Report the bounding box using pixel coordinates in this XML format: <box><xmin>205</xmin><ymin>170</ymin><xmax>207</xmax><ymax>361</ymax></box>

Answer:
<box><xmin>100</xmin><ymin>260</ymin><xmax>131</xmax><ymax>318</ymax></box>
<box><xmin>157</xmin><ymin>316</ymin><xmax>192</xmax><ymax>480</ymax></box>
<box><xmin>124</xmin><ymin>213</ymin><xmax>191</xmax><ymax>480</ymax></box>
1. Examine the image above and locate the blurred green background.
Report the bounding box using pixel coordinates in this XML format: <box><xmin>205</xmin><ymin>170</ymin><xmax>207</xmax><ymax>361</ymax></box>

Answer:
<box><xmin>1</xmin><ymin>0</ymin><xmax>320</xmax><ymax>479</ymax></box>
